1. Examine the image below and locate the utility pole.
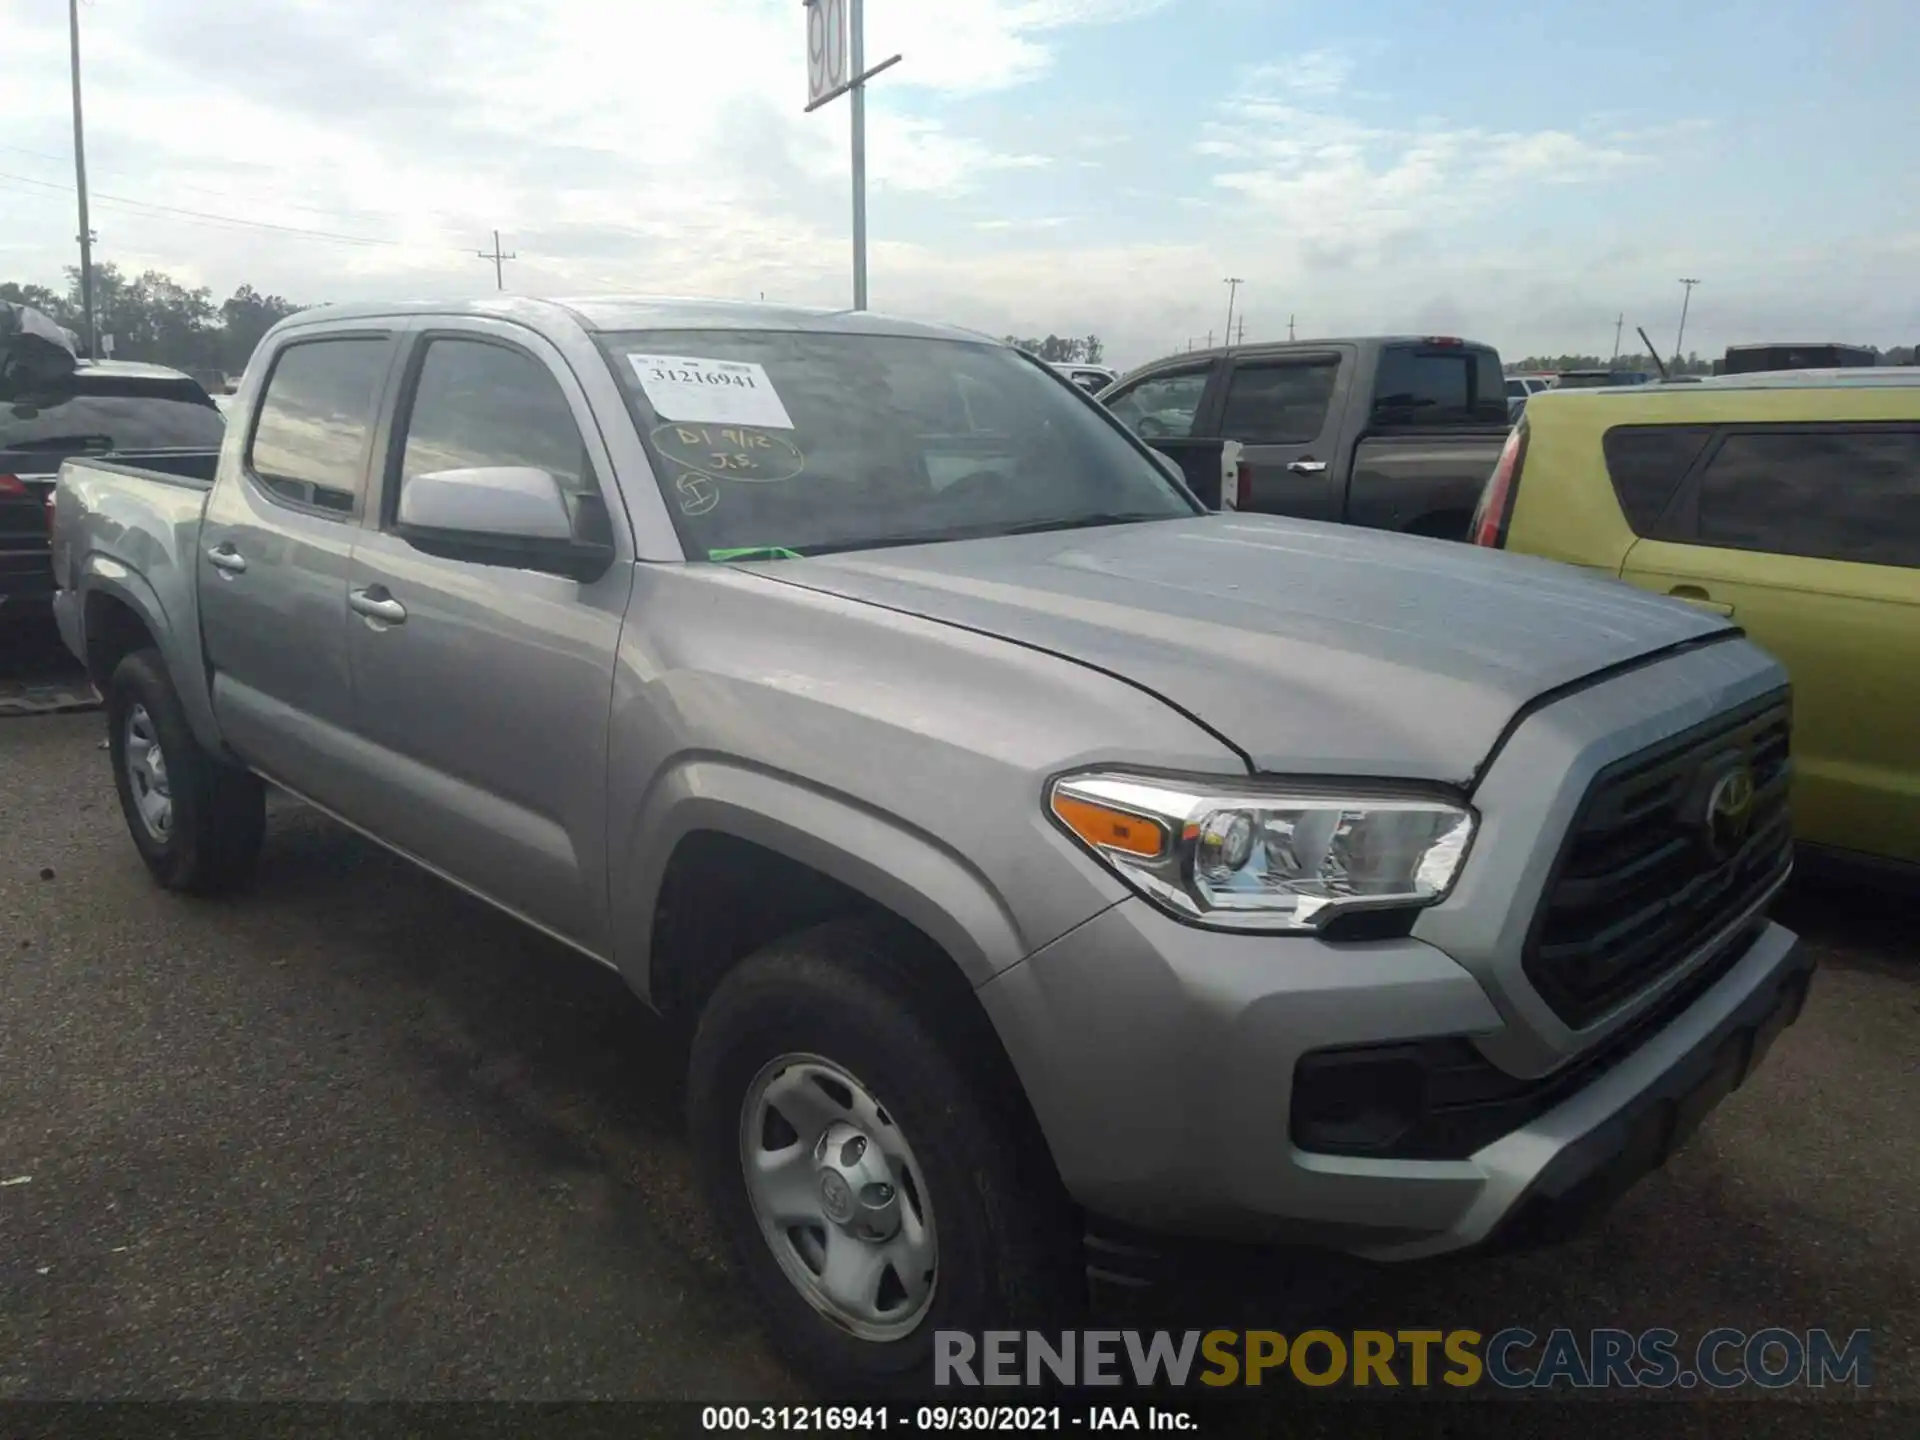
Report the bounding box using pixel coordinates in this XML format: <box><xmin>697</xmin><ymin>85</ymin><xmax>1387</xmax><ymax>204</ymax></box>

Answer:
<box><xmin>1207</xmin><ymin>330</ymin><xmax>1214</xmax><ymax>348</ymax></box>
<box><xmin>68</xmin><ymin>0</ymin><xmax>96</xmax><ymax>357</ymax></box>
<box><xmin>1235</xmin><ymin>316</ymin><xmax>1246</xmax><ymax>346</ymax></box>
<box><xmin>1288</xmin><ymin>314</ymin><xmax>1296</xmax><ymax>342</ymax></box>
<box><xmin>1612</xmin><ymin>313</ymin><xmax>1624</xmax><ymax>363</ymax></box>
<box><xmin>1674</xmin><ymin>278</ymin><xmax>1700</xmax><ymax>366</ymax></box>
<box><xmin>804</xmin><ymin>0</ymin><xmax>902</xmax><ymax>311</ymax></box>
<box><xmin>1223</xmin><ymin>278</ymin><xmax>1243</xmax><ymax>350</ymax></box>
<box><xmin>477</xmin><ymin>231</ymin><xmax>516</xmax><ymax>291</ymax></box>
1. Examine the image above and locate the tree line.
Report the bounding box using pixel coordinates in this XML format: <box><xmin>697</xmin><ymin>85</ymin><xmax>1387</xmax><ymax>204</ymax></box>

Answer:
<box><xmin>1003</xmin><ymin>334</ymin><xmax>1105</xmax><ymax>364</ymax></box>
<box><xmin>1507</xmin><ymin>351</ymin><xmax>1715</xmax><ymax>376</ymax></box>
<box><xmin>2</xmin><ymin>265</ymin><xmax>305</xmax><ymax>384</ymax></box>
<box><xmin>1509</xmin><ymin>345</ymin><xmax>1915</xmax><ymax>375</ymax></box>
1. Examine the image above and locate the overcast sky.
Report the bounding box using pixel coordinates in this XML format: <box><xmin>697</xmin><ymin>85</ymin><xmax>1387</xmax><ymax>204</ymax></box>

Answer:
<box><xmin>3</xmin><ymin>0</ymin><xmax>1915</xmax><ymax>369</ymax></box>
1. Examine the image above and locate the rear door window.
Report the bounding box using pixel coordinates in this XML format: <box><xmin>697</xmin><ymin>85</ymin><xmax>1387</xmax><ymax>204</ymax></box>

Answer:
<box><xmin>247</xmin><ymin>337</ymin><xmax>392</xmax><ymax>516</ymax></box>
<box><xmin>1372</xmin><ymin>346</ymin><xmax>1507</xmax><ymax>427</ymax></box>
<box><xmin>1602</xmin><ymin>425</ymin><xmax>1715</xmax><ymax>534</ymax></box>
<box><xmin>1693</xmin><ymin>426</ymin><xmax>1920</xmax><ymax>569</ymax></box>
<box><xmin>1218</xmin><ymin>360</ymin><xmax>1339</xmax><ymax>444</ymax></box>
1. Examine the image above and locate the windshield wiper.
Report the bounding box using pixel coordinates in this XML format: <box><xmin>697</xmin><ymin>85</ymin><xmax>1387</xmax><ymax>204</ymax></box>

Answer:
<box><xmin>801</xmin><ymin>512</ymin><xmax>1179</xmax><ymax>558</ymax></box>
<box><xmin>5</xmin><ymin>433</ymin><xmax>114</xmax><ymax>452</ymax></box>
<box><xmin>708</xmin><ymin>545</ymin><xmax>803</xmax><ymax>562</ymax></box>
<box><xmin>799</xmin><ymin>521</ymin><xmax>1018</xmax><ymax>556</ymax></box>
<box><xmin>996</xmin><ymin>511</ymin><xmax>1180</xmax><ymax>536</ymax></box>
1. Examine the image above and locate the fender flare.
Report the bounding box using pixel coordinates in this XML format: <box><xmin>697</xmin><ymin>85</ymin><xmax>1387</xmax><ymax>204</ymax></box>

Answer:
<box><xmin>614</xmin><ymin>756</ymin><xmax>1028</xmax><ymax>1005</ymax></box>
<box><xmin>77</xmin><ymin>557</ymin><xmax>225</xmax><ymax>754</ymax></box>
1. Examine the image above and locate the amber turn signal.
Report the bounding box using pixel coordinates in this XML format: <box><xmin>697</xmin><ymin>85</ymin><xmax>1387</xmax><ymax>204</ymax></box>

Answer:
<box><xmin>1051</xmin><ymin>793</ymin><xmax>1167</xmax><ymax>859</ymax></box>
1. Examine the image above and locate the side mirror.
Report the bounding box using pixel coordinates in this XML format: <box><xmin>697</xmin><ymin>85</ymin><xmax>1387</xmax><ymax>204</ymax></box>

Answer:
<box><xmin>396</xmin><ymin>465</ymin><xmax>613</xmax><ymax>582</ymax></box>
<box><xmin>1150</xmin><ymin>449</ymin><xmax>1185</xmax><ymax>485</ymax></box>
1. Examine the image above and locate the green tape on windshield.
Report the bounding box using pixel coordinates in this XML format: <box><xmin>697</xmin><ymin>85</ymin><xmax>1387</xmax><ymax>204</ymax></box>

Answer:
<box><xmin>708</xmin><ymin>546</ymin><xmax>803</xmax><ymax>562</ymax></box>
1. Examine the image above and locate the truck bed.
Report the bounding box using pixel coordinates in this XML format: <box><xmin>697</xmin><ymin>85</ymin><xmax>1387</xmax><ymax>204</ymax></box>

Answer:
<box><xmin>1346</xmin><ymin>428</ymin><xmax>1510</xmax><ymax>539</ymax></box>
<box><xmin>68</xmin><ymin>448</ymin><xmax>222</xmax><ymax>488</ymax></box>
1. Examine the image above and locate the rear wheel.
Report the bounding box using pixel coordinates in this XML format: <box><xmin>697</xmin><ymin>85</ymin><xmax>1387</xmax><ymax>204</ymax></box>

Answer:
<box><xmin>688</xmin><ymin>919</ymin><xmax>1080</xmax><ymax>1392</ymax></box>
<box><xmin>105</xmin><ymin>648</ymin><xmax>265</xmax><ymax>894</ymax></box>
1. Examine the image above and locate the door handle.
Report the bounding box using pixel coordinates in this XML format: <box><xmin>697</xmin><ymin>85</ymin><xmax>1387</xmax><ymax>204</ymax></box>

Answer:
<box><xmin>1286</xmin><ymin>459</ymin><xmax>1328</xmax><ymax>474</ymax></box>
<box><xmin>206</xmin><ymin>543</ymin><xmax>247</xmax><ymax>574</ymax></box>
<box><xmin>1668</xmin><ymin>585</ymin><xmax>1734</xmax><ymax>616</ymax></box>
<box><xmin>350</xmin><ymin>587</ymin><xmax>408</xmax><ymax>625</ymax></box>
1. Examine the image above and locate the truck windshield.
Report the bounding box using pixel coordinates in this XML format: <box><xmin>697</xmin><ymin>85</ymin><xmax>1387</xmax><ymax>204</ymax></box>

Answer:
<box><xmin>597</xmin><ymin>329</ymin><xmax>1197</xmax><ymax>558</ymax></box>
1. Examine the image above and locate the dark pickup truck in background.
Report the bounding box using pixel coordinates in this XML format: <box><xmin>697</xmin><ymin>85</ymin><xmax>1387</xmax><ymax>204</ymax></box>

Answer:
<box><xmin>2</xmin><ymin>305</ymin><xmax>226</xmax><ymax>639</ymax></box>
<box><xmin>1100</xmin><ymin>336</ymin><xmax>1512</xmax><ymax>539</ymax></box>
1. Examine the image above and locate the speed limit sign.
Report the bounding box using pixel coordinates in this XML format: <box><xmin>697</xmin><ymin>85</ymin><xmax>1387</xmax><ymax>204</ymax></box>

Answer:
<box><xmin>805</xmin><ymin>0</ymin><xmax>847</xmax><ymax>106</ymax></box>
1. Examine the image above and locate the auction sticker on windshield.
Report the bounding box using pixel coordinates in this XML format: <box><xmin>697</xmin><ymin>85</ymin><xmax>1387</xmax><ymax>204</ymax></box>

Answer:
<box><xmin>627</xmin><ymin>354</ymin><xmax>794</xmax><ymax>429</ymax></box>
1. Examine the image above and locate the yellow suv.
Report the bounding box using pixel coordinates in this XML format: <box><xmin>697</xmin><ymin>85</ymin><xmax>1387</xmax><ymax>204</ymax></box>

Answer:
<box><xmin>1470</xmin><ymin>369</ymin><xmax>1920</xmax><ymax>875</ymax></box>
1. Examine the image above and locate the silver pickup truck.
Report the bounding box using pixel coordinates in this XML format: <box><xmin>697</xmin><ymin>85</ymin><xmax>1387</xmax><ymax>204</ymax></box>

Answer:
<box><xmin>53</xmin><ymin>296</ymin><xmax>1812</xmax><ymax>1391</ymax></box>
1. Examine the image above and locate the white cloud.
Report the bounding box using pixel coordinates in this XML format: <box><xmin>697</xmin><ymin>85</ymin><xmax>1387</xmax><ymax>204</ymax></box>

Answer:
<box><xmin>1195</xmin><ymin>63</ymin><xmax>1645</xmax><ymax>261</ymax></box>
<box><xmin>1</xmin><ymin>6</ymin><xmax>1911</xmax><ymax>370</ymax></box>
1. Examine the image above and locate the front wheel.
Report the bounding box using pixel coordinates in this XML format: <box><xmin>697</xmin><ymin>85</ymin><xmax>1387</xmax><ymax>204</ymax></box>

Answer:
<box><xmin>688</xmin><ymin>920</ymin><xmax>1080</xmax><ymax>1393</ymax></box>
<box><xmin>105</xmin><ymin>647</ymin><xmax>265</xmax><ymax>895</ymax></box>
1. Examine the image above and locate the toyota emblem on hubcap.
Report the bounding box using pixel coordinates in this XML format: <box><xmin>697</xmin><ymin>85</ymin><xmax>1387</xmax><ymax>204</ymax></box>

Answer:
<box><xmin>817</xmin><ymin>1170</ymin><xmax>855</xmax><ymax>1224</ymax></box>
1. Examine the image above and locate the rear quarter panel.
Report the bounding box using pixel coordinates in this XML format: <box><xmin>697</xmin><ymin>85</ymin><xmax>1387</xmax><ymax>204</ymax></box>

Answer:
<box><xmin>55</xmin><ymin>460</ymin><xmax>221</xmax><ymax>749</ymax></box>
<box><xmin>1500</xmin><ymin>395</ymin><xmax>1640</xmax><ymax>575</ymax></box>
<box><xmin>1347</xmin><ymin>431</ymin><xmax>1509</xmax><ymax>536</ymax></box>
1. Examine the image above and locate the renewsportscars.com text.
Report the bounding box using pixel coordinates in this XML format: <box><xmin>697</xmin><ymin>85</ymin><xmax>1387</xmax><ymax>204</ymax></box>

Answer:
<box><xmin>934</xmin><ymin>1327</ymin><xmax>1872</xmax><ymax>1390</ymax></box>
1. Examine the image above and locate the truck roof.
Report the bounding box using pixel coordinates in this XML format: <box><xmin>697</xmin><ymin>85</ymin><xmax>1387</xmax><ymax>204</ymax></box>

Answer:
<box><xmin>1723</xmin><ymin>341</ymin><xmax>1873</xmax><ymax>352</ymax></box>
<box><xmin>279</xmin><ymin>295</ymin><xmax>996</xmax><ymax>346</ymax></box>
<box><xmin>69</xmin><ymin>359</ymin><xmax>204</xmax><ymax>383</ymax></box>
<box><xmin>1624</xmin><ymin>367</ymin><xmax>1920</xmax><ymax>394</ymax></box>
<box><xmin>1134</xmin><ymin>335</ymin><xmax>1494</xmax><ymax>369</ymax></box>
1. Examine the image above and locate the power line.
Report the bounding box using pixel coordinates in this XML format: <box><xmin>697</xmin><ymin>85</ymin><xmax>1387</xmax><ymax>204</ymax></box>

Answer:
<box><xmin>0</xmin><ymin>141</ymin><xmax>765</xmax><ymax>257</ymax></box>
<box><xmin>0</xmin><ymin>169</ymin><xmax>456</xmax><ymax>249</ymax></box>
<box><xmin>0</xmin><ymin>141</ymin><xmax>413</xmax><ymax>225</ymax></box>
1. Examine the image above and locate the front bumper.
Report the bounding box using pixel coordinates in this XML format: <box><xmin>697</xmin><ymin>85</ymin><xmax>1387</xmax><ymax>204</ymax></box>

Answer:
<box><xmin>978</xmin><ymin>899</ymin><xmax>1811</xmax><ymax>1262</ymax></box>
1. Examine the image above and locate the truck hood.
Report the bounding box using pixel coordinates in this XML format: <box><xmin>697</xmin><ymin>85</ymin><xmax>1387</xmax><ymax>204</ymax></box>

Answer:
<box><xmin>758</xmin><ymin>514</ymin><xmax>1735</xmax><ymax>783</ymax></box>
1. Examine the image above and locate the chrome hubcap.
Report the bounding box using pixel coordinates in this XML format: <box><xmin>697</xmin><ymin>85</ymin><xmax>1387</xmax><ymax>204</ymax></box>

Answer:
<box><xmin>740</xmin><ymin>1054</ymin><xmax>937</xmax><ymax>1341</ymax></box>
<box><xmin>124</xmin><ymin>704</ymin><xmax>173</xmax><ymax>841</ymax></box>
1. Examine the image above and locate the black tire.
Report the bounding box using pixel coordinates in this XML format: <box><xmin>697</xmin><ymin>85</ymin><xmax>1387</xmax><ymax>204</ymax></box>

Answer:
<box><xmin>689</xmin><ymin>918</ymin><xmax>1082</xmax><ymax>1395</ymax></box>
<box><xmin>105</xmin><ymin>647</ymin><xmax>265</xmax><ymax>895</ymax></box>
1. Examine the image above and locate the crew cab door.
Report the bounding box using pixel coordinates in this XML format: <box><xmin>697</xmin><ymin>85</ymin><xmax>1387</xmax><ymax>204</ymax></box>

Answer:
<box><xmin>200</xmin><ymin>331</ymin><xmax>398</xmax><ymax>802</ymax></box>
<box><xmin>1622</xmin><ymin>422</ymin><xmax>1920</xmax><ymax>865</ymax></box>
<box><xmin>1211</xmin><ymin>349</ymin><xmax>1351</xmax><ymax>520</ymax></box>
<box><xmin>340</xmin><ymin>320</ymin><xmax>633</xmax><ymax>955</ymax></box>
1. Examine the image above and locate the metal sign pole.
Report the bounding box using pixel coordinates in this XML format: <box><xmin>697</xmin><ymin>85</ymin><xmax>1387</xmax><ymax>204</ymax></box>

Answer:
<box><xmin>850</xmin><ymin>0</ymin><xmax>867</xmax><ymax>311</ymax></box>
<box><xmin>804</xmin><ymin>0</ymin><xmax>901</xmax><ymax>312</ymax></box>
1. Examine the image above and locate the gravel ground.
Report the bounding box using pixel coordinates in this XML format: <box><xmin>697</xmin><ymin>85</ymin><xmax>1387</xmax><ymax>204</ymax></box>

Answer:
<box><xmin>2</xmin><ymin>671</ymin><xmax>1915</xmax><ymax>1403</ymax></box>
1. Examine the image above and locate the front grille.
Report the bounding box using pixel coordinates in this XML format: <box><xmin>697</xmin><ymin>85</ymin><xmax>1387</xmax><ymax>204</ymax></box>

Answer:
<box><xmin>1524</xmin><ymin>690</ymin><xmax>1793</xmax><ymax>1028</ymax></box>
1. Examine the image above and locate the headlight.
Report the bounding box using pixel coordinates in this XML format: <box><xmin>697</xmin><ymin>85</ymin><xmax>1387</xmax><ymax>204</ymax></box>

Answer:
<box><xmin>1048</xmin><ymin>771</ymin><xmax>1475</xmax><ymax>932</ymax></box>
